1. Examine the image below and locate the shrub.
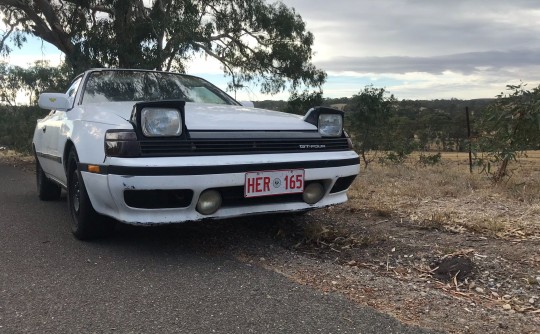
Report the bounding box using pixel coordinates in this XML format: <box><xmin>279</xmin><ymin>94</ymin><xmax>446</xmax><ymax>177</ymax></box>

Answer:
<box><xmin>0</xmin><ymin>105</ymin><xmax>47</xmax><ymax>153</ymax></box>
<box><xmin>418</xmin><ymin>152</ymin><xmax>442</xmax><ymax>166</ymax></box>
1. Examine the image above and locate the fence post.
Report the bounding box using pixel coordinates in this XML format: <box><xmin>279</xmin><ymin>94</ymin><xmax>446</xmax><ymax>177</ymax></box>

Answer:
<box><xmin>466</xmin><ymin>107</ymin><xmax>473</xmax><ymax>173</ymax></box>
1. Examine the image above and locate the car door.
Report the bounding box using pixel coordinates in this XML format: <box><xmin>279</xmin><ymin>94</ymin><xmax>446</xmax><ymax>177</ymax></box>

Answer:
<box><xmin>46</xmin><ymin>77</ymin><xmax>82</xmax><ymax>183</ymax></box>
<box><xmin>34</xmin><ymin>110</ymin><xmax>58</xmax><ymax>177</ymax></box>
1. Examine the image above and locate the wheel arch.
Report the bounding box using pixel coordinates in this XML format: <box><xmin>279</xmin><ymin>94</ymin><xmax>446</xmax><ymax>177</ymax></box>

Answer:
<box><xmin>63</xmin><ymin>140</ymin><xmax>76</xmax><ymax>173</ymax></box>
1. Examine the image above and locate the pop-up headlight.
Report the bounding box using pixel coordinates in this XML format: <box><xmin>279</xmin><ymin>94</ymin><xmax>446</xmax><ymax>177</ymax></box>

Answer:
<box><xmin>303</xmin><ymin>106</ymin><xmax>344</xmax><ymax>137</ymax></box>
<box><xmin>141</xmin><ymin>108</ymin><xmax>182</xmax><ymax>137</ymax></box>
<box><xmin>318</xmin><ymin>114</ymin><xmax>343</xmax><ymax>137</ymax></box>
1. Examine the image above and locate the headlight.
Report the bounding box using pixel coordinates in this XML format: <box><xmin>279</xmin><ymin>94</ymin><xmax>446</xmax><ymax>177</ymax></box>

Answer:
<box><xmin>318</xmin><ymin>114</ymin><xmax>343</xmax><ymax>137</ymax></box>
<box><xmin>141</xmin><ymin>108</ymin><xmax>182</xmax><ymax>137</ymax></box>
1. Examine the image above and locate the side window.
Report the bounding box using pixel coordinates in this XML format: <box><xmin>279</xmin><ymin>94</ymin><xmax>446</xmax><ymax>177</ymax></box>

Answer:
<box><xmin>66</xmin><ymin>77</ymin><xmax>82</xmax><ymax>106</ymax></box>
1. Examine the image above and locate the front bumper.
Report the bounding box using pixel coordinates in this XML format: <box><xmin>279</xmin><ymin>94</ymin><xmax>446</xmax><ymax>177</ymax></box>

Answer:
<box><xmin>81</xmin><ymin>151</ymin><xmax>360</xmax><ymax>225</ymax></box>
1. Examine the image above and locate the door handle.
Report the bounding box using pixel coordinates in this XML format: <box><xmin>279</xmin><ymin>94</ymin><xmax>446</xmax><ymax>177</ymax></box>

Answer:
<box><xmin>42</xmin><ymin>126</ymin><xmax>46</xmax><ymax>133</ymax></box>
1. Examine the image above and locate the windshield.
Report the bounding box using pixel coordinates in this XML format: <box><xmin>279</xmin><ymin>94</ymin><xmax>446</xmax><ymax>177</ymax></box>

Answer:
<box><xmin>82</xmin><ymin>70</ymin><xmax>236</xmax><ymax>105</ymax></box>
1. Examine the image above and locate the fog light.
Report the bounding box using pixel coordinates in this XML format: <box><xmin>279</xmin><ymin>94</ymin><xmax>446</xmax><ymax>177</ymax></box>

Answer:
<box><xmin>196</xmin><ymin>190</ymin><xmax>222</xmax><ymax>215</ymax></box>
<box><xmin>303</xmin><ymin>183</ymin><xmax>325</xmax><ymax>205</ymax></box>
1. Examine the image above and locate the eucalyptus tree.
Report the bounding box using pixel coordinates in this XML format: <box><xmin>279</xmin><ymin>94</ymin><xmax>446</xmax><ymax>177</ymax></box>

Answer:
<box><xmin>475</xmin><ymin>83</ymin><xmax>540</xmax><ymax>182</ymax></box>
<box><xmin>0</xmin><ymin>60</ymin><xmax>71</xmax><ymax>105</ymax></box>
<box><xmin>0</xmin><ymin>0</ymin><xmax>326</xmax><ymax>94</ymax></box>
<box><xmin>346</xmin><ymin>85</ymin><xmax>397</xmax><ymax>167</ymax></box>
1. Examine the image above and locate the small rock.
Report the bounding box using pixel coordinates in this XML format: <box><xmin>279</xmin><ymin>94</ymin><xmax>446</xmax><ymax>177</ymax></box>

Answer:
<box><xmin>529</xmin><ymin>298</ymin><xmax>536</xmax><ymax>304</ymax></box>
<box><xmin>491</xmin><ymin>291</ymin><xmax>499</xmax><ymax>298</ymax></box>
<box><xmin>526</xmin><ymin>276</ymin><xmax>538</xmax><ymax>285</ymax></box>
<box><xmin>503</xmin><ymin>294</ymin><xmax>512</xmax><ymax>300</ymax></box>
<box><xmin>331</xmin><ymin>281</ymin><xmax>338</xmax><ymax>285</ymax></box>
<box><xmin>347</xmin><ymin>260</ymin><xmax>357</xmax><ymax>266</ymax></box>
<box><xmin>259</xmin><ymin>257</ymin><xmax>266</xmax><ymax>261</ymax></box>
<box><xmin>502</xmin><ymin>304</ymin><xmax>512</xmax><ymax>310</ymax></box>
<box><xmin>475</xmin><ymin>287</ymin><xmax>484</xmax><ymax>294</ymax></box>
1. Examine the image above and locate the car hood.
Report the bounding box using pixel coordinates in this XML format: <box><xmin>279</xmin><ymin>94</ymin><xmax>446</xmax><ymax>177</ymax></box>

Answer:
<box><xmin>80</xmin><ymin>102</ymin><xmax>316</xmax><ymax>131</ymax></box>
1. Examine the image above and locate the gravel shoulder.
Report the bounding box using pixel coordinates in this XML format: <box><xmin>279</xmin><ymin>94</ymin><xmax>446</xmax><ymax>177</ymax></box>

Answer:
<box><xmin>226</xmin><ymin>209</ymin><xmax>540</xmax><ymax>334</ymax></box>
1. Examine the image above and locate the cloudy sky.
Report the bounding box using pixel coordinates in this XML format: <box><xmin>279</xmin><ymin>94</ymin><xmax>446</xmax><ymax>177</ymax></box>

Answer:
<box><xmin>4</xmin><ymin>0</ymin><xmax>540</xmax><ymax>101</ymax></box>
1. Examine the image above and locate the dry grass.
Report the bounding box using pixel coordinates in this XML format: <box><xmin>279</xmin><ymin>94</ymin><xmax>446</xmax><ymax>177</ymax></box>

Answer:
<box><xmin>0</xmin><ymin>149</ymin><xmax>34</xmax><ymax>163</ymax></box>
<box><xmin>348</xmin><ymin>151</ymin><xmax>540</xmax><ymax>239</ymax></box>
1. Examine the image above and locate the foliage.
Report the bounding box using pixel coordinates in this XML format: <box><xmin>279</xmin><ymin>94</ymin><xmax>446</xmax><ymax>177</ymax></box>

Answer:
<box><xmin>0</xmin><ymin>61</ymin><xmax>21</xmax><ymax>105</ymax></box>
<box><xmin>0</xmin><ymin>61</ymin><xmax>73</xmax><ymax>105</ymax></box>
<box><xmin>253</xmin><ymin>99</ymin><xmax>288</xmax><ymax>111</ymax></box>
<box><xmin>377</xmin><ymin>151</ymin><xmax>408</xmax><ymax>165</ymax></box>
<box><xmin>346</xmin><ymin>85</ymin><xmax>399</xmax><ymax>166</ymax></box>
<box><xmin>474</xmin><ymin>83</ymin><xmax>540</xmax><ymax>182</ymax></box>
<box><xmin>0</xmin><ymin>105</ymin><xmax>46</xmax><ymax>153</ymax></box>
<box><xmin>0</xmin><ymin>0</ymin><xmax>325</xmax><ymax>95</ymax></box>
<box><xmin>285</xmin><ymin>90</ymin><xmax>323</xmax><ymax>115</ymax></box>
<box><xmin>418</xmin><ymin>152</ymin><xmax>442</xmax><ymax>166</ymax></box>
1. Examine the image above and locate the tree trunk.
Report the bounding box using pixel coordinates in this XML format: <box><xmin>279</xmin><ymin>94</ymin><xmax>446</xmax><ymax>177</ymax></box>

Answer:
<box><xmin>494</xmin><ymin>157</ymin><xmax>509</xmax><ymax>183</ymax></box>
<box><xmin>361</xmin><ymin>150</ymin><xmax>369</xmax><ymax>169</ymax></box>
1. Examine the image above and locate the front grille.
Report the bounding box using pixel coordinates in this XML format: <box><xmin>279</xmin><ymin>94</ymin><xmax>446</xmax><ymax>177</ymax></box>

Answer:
<box><xmin>139</xmin><ymin>138</ymin><xmax>350</xmax><ymax>157</ymax></box>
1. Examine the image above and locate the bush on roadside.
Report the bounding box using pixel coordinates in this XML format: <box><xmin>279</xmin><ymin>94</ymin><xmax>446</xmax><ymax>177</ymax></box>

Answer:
<box><xmin>0</xmin><ymin>105</ymin><xmax>47</xmax><ymax>153</ymax></box>
<box><xmin>377</xmin><ymin>151</ymin><xmax>408</xmax><ymax>165</ymax></box>
<box><xmin>418</xmin><ymin>152</ymin><xmax>442</xmax><ymax>166</ymax></box>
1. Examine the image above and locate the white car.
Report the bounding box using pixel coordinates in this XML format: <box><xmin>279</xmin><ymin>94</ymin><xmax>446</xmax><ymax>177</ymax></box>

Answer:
<box><xmin>33</xmin><ymin>69</ymin><xmax>360</xmax><ymax>239</ymax></box>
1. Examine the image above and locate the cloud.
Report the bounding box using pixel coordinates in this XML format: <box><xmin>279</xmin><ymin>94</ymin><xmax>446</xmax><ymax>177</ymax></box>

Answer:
<box><xmin>316</xmin><ymin>49</ymin><xmax>540</xmax><ymax>75</ymax></box>
<box><xmin>286</xmin><ymin>0</ymin><xmax>540</xmax><ymax>58</ymax></box>
<box><xmin>280</xmin><ymin>0</ymin><xmax>540</xmax><ymax>99</ymax></box>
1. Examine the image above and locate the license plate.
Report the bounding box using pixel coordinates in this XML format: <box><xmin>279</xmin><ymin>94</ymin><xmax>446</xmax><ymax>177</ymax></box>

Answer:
<box><xmin>244</xmin><ymin>169</ymin><xmax>304</xmax><ymax>198</ymax></box>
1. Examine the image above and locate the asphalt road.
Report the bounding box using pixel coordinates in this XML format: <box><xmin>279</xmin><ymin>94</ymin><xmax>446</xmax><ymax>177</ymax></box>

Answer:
<box><xmin>0</xmin><ymin>162</ymin><xmax>435</xmax><ymax>334</ymax></box>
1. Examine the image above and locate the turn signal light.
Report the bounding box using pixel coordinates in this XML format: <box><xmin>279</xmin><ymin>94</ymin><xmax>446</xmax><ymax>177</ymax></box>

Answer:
<box><xmin>87</xmin><ymin>165</ymin><xmax>101</xmax><ymax>173</ymax></box>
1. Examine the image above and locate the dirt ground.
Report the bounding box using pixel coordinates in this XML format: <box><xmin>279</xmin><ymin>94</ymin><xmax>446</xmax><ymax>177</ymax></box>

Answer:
<box><xmin>244</xmin><ymin>210</ymin><xmax>540</xmax><ymax>334</ymax></box>
<box><xmin>2</xmin><ymin>149</ymin><xmax>539</xmax><ymax>333</ymax></box>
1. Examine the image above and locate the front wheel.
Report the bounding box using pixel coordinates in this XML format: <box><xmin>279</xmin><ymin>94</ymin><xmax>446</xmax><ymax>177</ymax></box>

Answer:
<box><xmin>67</xmin><ymin>149</ymin><xmax>112</xmax><ymax>240</ymax></box>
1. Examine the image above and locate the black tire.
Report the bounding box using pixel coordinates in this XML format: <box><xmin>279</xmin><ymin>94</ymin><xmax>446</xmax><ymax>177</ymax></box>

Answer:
<box><xmin>67</xmin><ymin>149</ymin><xmax>113</xmax><ymax>240</ymax></box>
<box><xmin>36</xmin><ymin>156</ymin><xmax>61</xmax><ymax>201</ymax></box>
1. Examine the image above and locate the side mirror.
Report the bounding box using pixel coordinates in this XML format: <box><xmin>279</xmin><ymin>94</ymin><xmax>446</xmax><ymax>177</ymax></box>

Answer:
<box><xmin>239</xmin><ymin>101</ymin><xmax>254</xmax><ymax>108</ymax></box>
<box><xmin>38</xmin><ymin>93</ymin><xmax>71</xmax><ymax>111</ymax></box>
